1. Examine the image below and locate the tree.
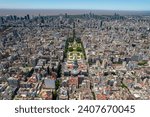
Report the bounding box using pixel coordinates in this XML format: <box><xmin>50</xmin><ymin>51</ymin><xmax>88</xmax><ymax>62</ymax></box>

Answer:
<box><xmin>138</xmin><ymin>60</ymin><xmax>148</xmax><ymax>66</ymax></box>
<box><xmin>76</xmin><ymin>47</ymin><xmax>82</xmax><ymax>52</ymax></box>
<box><xmin>52</xmin><ymin>91</ymin><xmax>57</xmax><ymax>100</ymax></box>
<box><xmin>68</xmin><ymin>47</ymin><xmax>73</xmax><ymax>52</ymax></box>
<box><xmin>68</xmin><ymin>38</ymin><xmax>74</xmax><ymax>42</ymax></box>
<box><xmin>76</xmin><ymin>38</ymin><xmax>81</xmax><ymax>43</ymax></box>
<box><xmin>55</xmin><ymin>80</ymin><xmax>60</xmax><ymax>90</ymax></box>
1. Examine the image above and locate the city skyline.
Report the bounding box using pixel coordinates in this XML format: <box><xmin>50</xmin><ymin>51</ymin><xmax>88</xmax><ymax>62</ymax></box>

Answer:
<box><xmin>0</xmin><ymin>0</ymin><xmax>150</xmax><ymax>11</ymax></box>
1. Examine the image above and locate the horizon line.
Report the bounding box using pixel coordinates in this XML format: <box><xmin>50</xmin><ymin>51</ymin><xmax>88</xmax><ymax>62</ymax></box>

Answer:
<box><xmin>0</xmin><ymin>8</ymin><xmax>150</xmax><ymax>12</ymax></box>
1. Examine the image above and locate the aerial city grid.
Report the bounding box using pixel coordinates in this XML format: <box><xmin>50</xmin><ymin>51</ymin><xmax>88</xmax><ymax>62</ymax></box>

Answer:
<box><xmin>0</xmin><ymin>0</ymin><xmax>150</xmax><ymax>100</ymax></box>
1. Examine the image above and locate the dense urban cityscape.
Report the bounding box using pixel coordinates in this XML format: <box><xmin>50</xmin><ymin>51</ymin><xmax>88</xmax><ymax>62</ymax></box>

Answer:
<box><xmin>0</xmin><ymin>12</ymin><xmax>150</xmax><ymax>100</ymax></box>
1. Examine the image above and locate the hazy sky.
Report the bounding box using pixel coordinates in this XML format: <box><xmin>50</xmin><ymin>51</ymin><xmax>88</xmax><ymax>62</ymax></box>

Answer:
<box><xmin>0</xmin><ymin>0</ymin><xmax>150</xmax><ymax>11</ymax></box>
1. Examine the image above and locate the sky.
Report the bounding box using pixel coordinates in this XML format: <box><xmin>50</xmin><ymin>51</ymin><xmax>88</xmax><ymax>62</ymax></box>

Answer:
<box><xmin>0</xmin><ymin>0</ymin><xmax>150</xmax><ymax>11</ymax></box>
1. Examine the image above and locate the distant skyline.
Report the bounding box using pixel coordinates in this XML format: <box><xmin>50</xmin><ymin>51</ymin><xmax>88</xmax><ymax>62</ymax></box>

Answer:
<box><xmin>0</xmin><ymin>0</ymin><xmax>150</xmax><ymax>11</ymax></box>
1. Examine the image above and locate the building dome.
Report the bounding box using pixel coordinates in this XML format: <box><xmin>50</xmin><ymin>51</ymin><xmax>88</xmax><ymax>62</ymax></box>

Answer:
<box><xmin>73</xmin><ymin>59</ymin><xmax>78</xmax><ymax>69</ymax></box>
<box><xmin>71</xmin><ymin>69</ymin><xmax>79</xmax><ymax>76</ymax></box>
